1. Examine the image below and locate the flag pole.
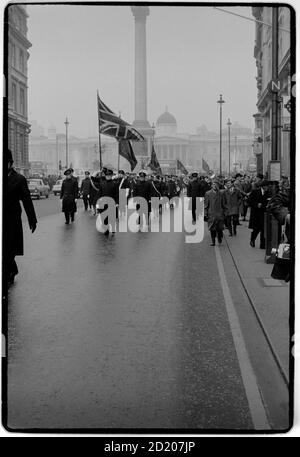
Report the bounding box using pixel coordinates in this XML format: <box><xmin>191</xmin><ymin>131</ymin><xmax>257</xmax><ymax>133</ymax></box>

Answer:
<box><xmin>117</xmin><ymin>140</ymin><xmax>120</xmax><ymax>174</ymax></box>
<box><xmin>97</xmin><ymin>90</ymin><xmax>103</xmax><ymax>170</ymax></box>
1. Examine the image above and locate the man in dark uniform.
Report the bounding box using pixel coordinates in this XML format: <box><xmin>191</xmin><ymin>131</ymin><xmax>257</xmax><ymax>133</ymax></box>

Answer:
<box><xmin>132</xmin><ymin>170</ymin><xmax>152</xmax><ymax>229</ymax></box>
<box><xmin>97</xmin><ymin>168</ymin><xmax>118</xmax><ymax>235</ymax></box>
<box><xmin>80</xmin><ymin>171</ymin><xmax>91</xmax><ymax>211</ymax></box>
<box><xmin>166</xmin><ymin>175</ymin><xmax>177</xmax><ymax>208</ymax></box>
<box><xmin>248</xmin><ymin>180</ymin><xmax>270</xmax><ymax>248</ymax></box>
<box><xmin>187</xmin><ymin>172</ymin><xmax>202</xmax><ymax>224</ymax></box>
<box><xmin>60</xmin><ymin>168</ymin><xmax>79</xmax><ymax>224</ymax></box>
<box><xmin>4</xmin><ymin>149</ymin><xmax>37</xmax><ymax>285</ymax></box>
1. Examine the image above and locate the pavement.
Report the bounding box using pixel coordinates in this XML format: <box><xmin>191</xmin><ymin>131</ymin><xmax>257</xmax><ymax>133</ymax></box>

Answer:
<box><xmin>4</xmin><ymin>197</ymin><xmax>291</xmax><ymax>432</ymax></box>
<box><xmin>223</xmin><ymin>218</ymin><xmax>290</xmax><ymax>381</ymax></box>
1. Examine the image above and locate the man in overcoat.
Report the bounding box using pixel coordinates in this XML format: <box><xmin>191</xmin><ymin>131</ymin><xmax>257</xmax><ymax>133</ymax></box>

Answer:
<box><xmin>4</xmin><ymin>149</ymin><xmax>37</xmax><ymax>285</ymax></box>
<box><xmin>60</xmin><ymin>168</ymin><xmax>79</xmax><ymax>224</ymax></box>
<box><xmin>248</xmin><ymin>180</ymin><xmax>270</xmax><ymax>248</ymax></box>
<box><xmin>204</xmin><ymin>179</ymin><xmax>228</xmax><ymax>246</ymax></box>
<box><xmin>132</xmin><ymin>170</ymin><xmax>152</xmax><ymax>229</ymax></box>
<box><xmin>97</xmin><ymin>168</ymin><xmax>118</xmax><ymax>234</ymax></box>
<box><xmin>80</xmin><ymin>171</ymin><xmax>91</xmax><ymax>211</ymax></box>
<box><xmin>187</xmin><ymin>172</ymin><xmax>202</xmax><ymax>224</ymax></box>
<box><xmin>224</xmin><ymin>180</ymin><xmax>243</xmax><ymax>236</ymax></box>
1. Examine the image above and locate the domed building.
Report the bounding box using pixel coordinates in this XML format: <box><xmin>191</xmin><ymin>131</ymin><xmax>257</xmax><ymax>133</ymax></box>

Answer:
<box><xmin>156</xmin><ymin>106</ymin><xmax>177</xmax><ymax>137</ymax></box>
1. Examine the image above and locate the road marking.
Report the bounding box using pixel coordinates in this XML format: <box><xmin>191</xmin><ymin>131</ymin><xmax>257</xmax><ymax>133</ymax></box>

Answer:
<box><xmin>214</xmin><ymin>245</ymin><xmax>271</xmax><ymax>430</ymax></box>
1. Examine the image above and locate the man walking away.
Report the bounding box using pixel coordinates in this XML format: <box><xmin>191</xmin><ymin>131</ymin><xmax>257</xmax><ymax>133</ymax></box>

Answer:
<box><xmin>248</xmin><ymin>180</ymin><xmax>270</xmax><ymax>248</ymax></box>
<box><xmin>4</xmin><ymin>149</ymin><xmax>37</xmax><ymax>286</ymax></box>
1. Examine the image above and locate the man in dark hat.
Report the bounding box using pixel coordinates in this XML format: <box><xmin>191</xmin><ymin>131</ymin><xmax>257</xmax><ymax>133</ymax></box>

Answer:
<box><xmin>204</xmin><ymin>178</ymin><xmax>227</xmax><ymax>245</ymax></box>
<box><xmin>248</xmin><ymin>180</ymin><xmax>270</xmax><ymax>248</ymax></box>
<box><xmin>60</xmin><ymin>168</ymin><xmax>79</xmax><ymax>224</ymax></box>
<box><xmin>4</xmin><ymin>149</ymin><xmax>37</xmax><ymax>286</ymax></box>
<box><xmin>80</xmin><ymin>171</ymin><xmax>91</xmax><ymax>211</ymax></box>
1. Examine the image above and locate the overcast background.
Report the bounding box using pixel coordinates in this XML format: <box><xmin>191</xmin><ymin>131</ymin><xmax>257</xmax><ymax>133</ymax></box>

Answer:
<box><xmin>27</xmin><ymin>4</ymin><xmax>257</xmax><ymax>138</ymax></box>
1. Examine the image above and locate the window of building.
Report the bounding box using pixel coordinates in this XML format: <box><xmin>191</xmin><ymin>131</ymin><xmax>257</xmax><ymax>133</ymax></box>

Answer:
<box><xmin>11</xmin><ymin>43</ymin><xmax>16</xmax><ymax>67</ymax></box>
<box><xmin>19</xmin><ymin>133</ymin><xmax>24</xmax><ymax>166</ymax></box>
<box><xmin>20</xmin><ymin>88</ymin><xmax>25</xmax><ymax>115</ymax></box>
<box><xmin>19</xmin><ymin>50</ymin><xmax>25</xmax><ymax>72</ymax></box>
<box><xmin>12</xmin><ymin>82</ymin><xmax>17</xmax><ymax>111</ymax></box>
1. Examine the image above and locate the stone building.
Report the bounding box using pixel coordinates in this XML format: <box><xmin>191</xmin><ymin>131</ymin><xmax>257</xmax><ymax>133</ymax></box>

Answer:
<box><xmin>252</xmin><ymin>6</ymin><xmax>291</xmax><ymax>177</ymax></box>
<box><xmin>7</xmin><ymin>4</ymin><xmax>31</xmax><ymax>176</ymax></box>
<box><xmin>153</xmin><ymin>108</ymin><xmax>254</xmax><ymax>175</ymax></box>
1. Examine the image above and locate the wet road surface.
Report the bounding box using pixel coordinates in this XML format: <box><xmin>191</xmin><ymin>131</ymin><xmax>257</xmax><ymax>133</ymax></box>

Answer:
<box><xmin>6</xmin><ymin>200</ymin><xmax>281</xmax><ymax>430</ymax></box>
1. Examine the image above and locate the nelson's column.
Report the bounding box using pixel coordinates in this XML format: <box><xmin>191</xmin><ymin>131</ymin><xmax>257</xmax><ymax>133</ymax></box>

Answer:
<box><xmin>131</xmin><ymin>5</ymin><xmax>153</xmax><ymax>165</ymax></box>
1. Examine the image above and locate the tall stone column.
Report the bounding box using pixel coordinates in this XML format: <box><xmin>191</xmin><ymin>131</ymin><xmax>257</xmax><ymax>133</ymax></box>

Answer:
<box><xmin>131</xmin><ymin>6</ymin><xmax>150</xmax><ymax>128</ymax></box>
<box><xmin>131</xmin><ymin>6</ymin><xmax>151</xmax><ymax>130</ymax></box>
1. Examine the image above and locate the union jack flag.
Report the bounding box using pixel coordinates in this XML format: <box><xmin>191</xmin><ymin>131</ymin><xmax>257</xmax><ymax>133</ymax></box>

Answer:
<box><xmin>97</xmin><ymin>93</ymin><xmax>144</xmax><ymax>141</ymax></box>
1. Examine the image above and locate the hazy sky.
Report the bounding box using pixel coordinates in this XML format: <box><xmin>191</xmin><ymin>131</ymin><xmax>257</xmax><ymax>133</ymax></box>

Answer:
<box><xmin>27</xmin><ymin>4</ymin><xmax>257</xmax><ymax>138</ymax></box>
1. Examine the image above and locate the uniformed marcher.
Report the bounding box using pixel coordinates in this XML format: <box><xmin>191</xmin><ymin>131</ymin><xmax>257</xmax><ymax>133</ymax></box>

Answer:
<box><xmin>132</xmin><ymin>170</ymin><xmax>152</xmax><ymax>229</ymax></box>
<box><xmin>204</xmin><ymin>178</ymin><xmax>228</xmax><ymax>246</ymax></box>
<box><xmin>97</xmin><ymin>168</ymin><xmax>118</xmax><ymax>235</ymax></box>
<box><xmin>60</xmin><ymin>168</ymin><xmax>79</xmax><ymax>224</ymax></box>
<box><xmin>187</xmin><ymin>172</ymin><xmax>202</xmax><ymax>223</ymax></box>
<box><xmin>80</xmin><ymin>171</ymin><xmax>91</xmax><ymax>211</ymax></box>
<box><xmin>4</xmin><ymin>149</ymin><xmax>37</xmax><ymax>286</ymax></box>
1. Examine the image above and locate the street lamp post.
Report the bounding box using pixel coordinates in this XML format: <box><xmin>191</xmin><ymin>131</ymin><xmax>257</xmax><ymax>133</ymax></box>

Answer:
<box><xmin>152</xmin><ymin>122</ymin><xmax>155</xmax><ymax>148</ymax></box>
<box><xmin>227</xmin><ymin>118</ymin><xmax>232</xmax><ymax>176</ymax></box>
<box><xmin>64</xmin><ymin>117</ymin><xmax>69</xmax><ymax>169</ymax></box>
<box><xmin>234</xmin><ymin>136</ymin><xmax>238</xmax><ymax>174</ymax></box>
<box><xmin>217</xmin><ymin>94</ymin><xmax>225</xmax><ymax>176</ymax></box>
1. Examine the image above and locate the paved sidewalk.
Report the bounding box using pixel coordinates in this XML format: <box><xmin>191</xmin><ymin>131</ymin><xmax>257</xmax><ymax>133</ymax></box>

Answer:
<box><xmin>222</xmin><ymin>219</ymin><xmax>290</xmax><ymax>381</ymax></box>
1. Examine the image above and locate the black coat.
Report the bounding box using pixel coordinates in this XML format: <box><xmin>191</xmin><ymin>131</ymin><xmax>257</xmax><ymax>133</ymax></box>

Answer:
<box><xmin>248</xmin><ymin>188</ymin><xmax>270</xmax><ymax>231</ymax></box>
<box><xmin>98</xmin><ymin>179</ymin><xmax>118</xmax><ymax>202</ymax></box>
<box><xmin>133</xmin><ymin>180</ymin><xmax>152</xmax><ymax>201</ymax></box>
<box><xmin>80</xmin><ymin>177</ymin><xmax>91</xmax><ymax>195</ymax></box>
<box><xmin>4</xmin><ymin>169</ymin><xmax>37</xmax><ymax>257</ymax></box>
<box><xmin>60</xmin><ymin>177</ymin><xmax>78</xmax><ymax>213</ymax></box>
<box><xmin>187</xmin><ymin>180</ymin><xmax>202</xmax><ymax>198</ymax></box>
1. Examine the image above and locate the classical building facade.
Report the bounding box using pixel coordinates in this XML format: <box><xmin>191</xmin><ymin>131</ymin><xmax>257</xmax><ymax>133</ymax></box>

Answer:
<box><xmin>7</xmin><ymin>4</ymin><xmax>31</xmax><ymax>176</ymax></box>
<box><xmin>153</xmin><ymin>108</ymin><xmax>254</xmax><ymax>175</ymax></box>
<box><xmin>252</xmin><ymin>6</ymin><xmax>291</xmax><ymax>177</ymax></box>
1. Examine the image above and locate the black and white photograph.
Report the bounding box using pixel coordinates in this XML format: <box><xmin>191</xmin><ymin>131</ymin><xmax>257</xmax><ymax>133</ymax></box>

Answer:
<box><xmin>2</xmin><ymin>1</ymin><xmax>295</xmax><ymax>435</ymax></box>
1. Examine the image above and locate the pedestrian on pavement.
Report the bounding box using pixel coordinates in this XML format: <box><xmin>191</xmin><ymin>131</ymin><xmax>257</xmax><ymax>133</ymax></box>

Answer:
<box><xmin>204</xmin><ymin>178</ymin><xmax>228</xmax><ymax>246</ymax></box>
<box><xmin>4</xmin><ymin>149</ymin><xmax>37</xmax><ymax>286</ymax></box>
<box><xmin>224</xmin><ymin>180</ymin><xmax>243</xmax><ymax>236</ymax></box>
<box><xmin>248</xmin><ymin>180</ymin><xmax>270</xmax><ymax>248</ymax></box>
<box><xmin>60</xmin><ymin>168</ymin><xmax>79</xmax><ymax>224</ymax></box>
<box><xmin>240</xmin><ymin>176</ymin><xmax>252</xmax><ymax>221</ymax></box>
<box><xmin>80</xmin><ymin>171</ymin><xmax>91</xmax><ymax>211</ymax></box>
